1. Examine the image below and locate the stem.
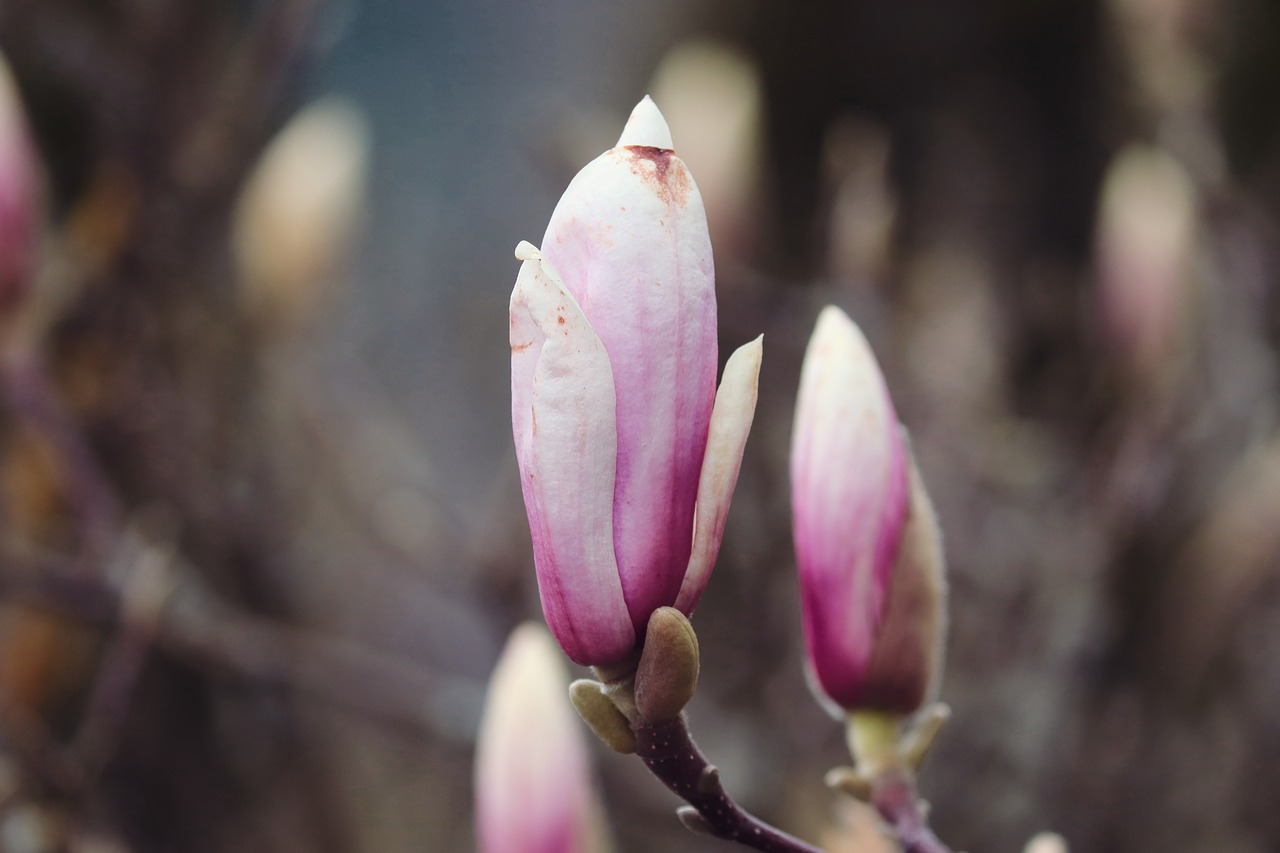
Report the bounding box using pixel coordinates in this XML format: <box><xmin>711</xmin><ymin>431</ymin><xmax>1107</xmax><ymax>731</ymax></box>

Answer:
<box><xmin>633</xmin><ymin>715</ymin><xmax>824</xmax><ymax>853</ymax></box>
<box><xmin>870</xmin><ymin>767</ymin><xmax>953</xmax><ymax>853</ymax></box>
<box><xmin>844</xmin><ymin>708</ymin><xmax>955</xmax><ymax>853</ymax></box>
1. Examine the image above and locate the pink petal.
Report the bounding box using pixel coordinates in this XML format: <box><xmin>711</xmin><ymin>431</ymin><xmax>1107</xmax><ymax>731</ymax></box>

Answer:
<box><xmin>790</xmin><ymin>306</ymin><xmax>908</xmax><ymax>709</ymax></box>
<box><xmin>854</xmin><ymin>457</ymin><xmax>948</xmax><ymax>713</ymax></box>
<box><xmin>510</xmin><ymin>242</ymin><xmax>635</xmax><ymax>666</ymax></box>
<box><xmin>475</xmin><ymin>624</ymin><xmax>594</xmax><ymax>853</ymax></box>
<box><xmin>541</xmin><ymin>103</ymin><xmax>717</xmax><ymax>631</ymax></box>
<box><xmin>675</xmin><ymin>336</ymin><xmax>762</xmax><ymax>614</ymax></box>
<box><xmin>0</xmin><ymin>57</ymin><xmax>40</xmax><ymax>309</ymax></box>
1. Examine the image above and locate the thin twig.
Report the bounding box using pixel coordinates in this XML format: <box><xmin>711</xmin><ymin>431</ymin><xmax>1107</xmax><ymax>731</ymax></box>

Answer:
<box><xmin>634</xmin><ymin>715</ymin><xmax>825</xmax><ymax>853</ymax></box>
<box><xmin>0</xmin><ymin>551</ymin><xmax>474</xmax><ymax>740</ymax></box>
<box><xmin>870</xmin><ymin>768</ymin><xmax>953</xmax><ymax>853</ymax></box>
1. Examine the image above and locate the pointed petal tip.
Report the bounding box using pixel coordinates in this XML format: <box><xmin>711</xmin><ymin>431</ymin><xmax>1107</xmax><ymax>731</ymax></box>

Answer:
<box><xmin>723</xmin><ymin>336</ymin><xmax>763</xmax><ymax>393</ymax></box>
<box><xmin>815</xmin><ymin>304</ymin><xmax>856</xmax><ymax>337</ymax></box>
<box><xmin>514</xmin><ymin>240</ymin><xmax>540</xmax><ymax>261</ymax></box>
<box><xmin>617</xmin><ymin>95</ymin><xmax>674</xmax><ymax>150</ymax></box>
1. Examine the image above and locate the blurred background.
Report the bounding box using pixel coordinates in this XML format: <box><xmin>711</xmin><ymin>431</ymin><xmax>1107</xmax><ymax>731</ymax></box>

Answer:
<box><xmin>0</xmin><ymin>0</ymin><xmax>1279</xmax><ymax>850</ymax></box>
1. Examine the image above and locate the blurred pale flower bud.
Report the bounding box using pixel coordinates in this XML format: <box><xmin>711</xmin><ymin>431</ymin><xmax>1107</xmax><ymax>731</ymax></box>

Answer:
<box><xmin>0</xmin><ymin>56</ymin><xmax>40</xmax><ymax>330</ymax></box>
<box><xmin>791</xmin><ymin>306</ymin><xmax>946</xmax><ymax>715</ymax></box>
<box><xmin>475</xmin><ymin>624</ymin><xmax>604</xmax><ymax>853</ymax></box>
<box><xmin>510</xmin><ymin>97</ymin><xmax>762</xmax><ymax>667</ymax></box>
<box><xmin>647</xmin><ymin>41</ymin><xmax>763</xmax><ymax>259</ymax></box>
<box><xmin>1095</xmin><ymin>144</ymin><xmax>1196</xmax><ymax>384</ymax></box>
<box><xmin>1024</xmin><ymin>831</ymin><xmax>1069</xmax><ymax>853</ymax></box>
<box><xmin>233</xmin><ymin>97</ymin><xmax>370</xmax><ymax>335</ymax></box>
<box><xmin>824</xmin><ymin>116</ymin><xmax>897</xmax><ymax>285</ymax></box>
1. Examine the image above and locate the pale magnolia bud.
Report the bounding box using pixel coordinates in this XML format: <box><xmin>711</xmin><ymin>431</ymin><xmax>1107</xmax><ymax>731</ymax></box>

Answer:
<box><xmin>1095</xmin><ymin>144</ymin><xmax>1196</xmax><ymax>383</ymax></box>
<box><xmin>791</xmin><ymin>306</ymin><xmax>946</xmax><ymax>714</ymax></box>
<box><xmin>647</xmin><ymin>41</ymin><xmax>763</xmax><ymax>258</ymax></box>
<box><xmin>510</xmin><ymin>97</ymin><xmax>762</xmax><ymax>667</ymax></box>
<box><xmin>1024</xmin><ymin>832</ymin><xmax>1069</xmax><ymax>853</ymax></box>
<box><xmin>0</xmin><ymin>55</ymin><xmax>40</xmax><ymax>327</ymax></box>
<box><xmin>475</xmin><ymin>624</ymin><xmax>600</xmax><ymax>853</ymax></box>
<box><xmin>233</xmin><ymin>97</ymin><xmax>369</xmax><ymax>335</ymax></box>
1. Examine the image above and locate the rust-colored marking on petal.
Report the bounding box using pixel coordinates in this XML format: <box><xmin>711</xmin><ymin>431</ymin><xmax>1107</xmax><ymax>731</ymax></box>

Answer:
<box><xmin>624</xmin><ymin>145</ymin><xmax>690</xmax><ymax>205</ymax></box>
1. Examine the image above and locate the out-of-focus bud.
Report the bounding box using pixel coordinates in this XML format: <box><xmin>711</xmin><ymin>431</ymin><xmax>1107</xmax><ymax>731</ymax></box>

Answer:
<box><xmin>233</xmin><ymin>97</ymin><xmax>370</xmax><ymax>336</ymax></box>
<box><xmin>475</xmin><ymin>624</ymin><xmax>604</xmax><ymax>853</ymax></box>
<box><xmin>647</xmin><ymin>41</ymin><xmax>762</xmax><ymax>260</ymax></box>
<box><xmin>510</xmin><ymin>97</ymin><xmax>761</xmax><ymax>667</ymax></box>
<box><xmin>791</xmin><ymin>306</ymin><xmax>946</xmax><ymax>715</ymax></box>
<box><xmin>1095</xmin><ymin>144</ymin><xmax>1196</xmax><ymax>385</ymax></box>
<box><xmin>1156</xmin><ymin>432</ymin><xmax>1280</xmax><ymax>691</ymax></box>
<box><xmin>0</xmin><ymin>56</ymin><xmax>40</xmax><ymax>334</ymax></box>
<box><xmin>824</xmin><ymin>116</ymin><xmax>897</xmax><ymax>285</ymax></box>
<box><xmin>1024</xmin><ymin>831</ymin><xmax>1069</xmax><ymax>853</ymax></box>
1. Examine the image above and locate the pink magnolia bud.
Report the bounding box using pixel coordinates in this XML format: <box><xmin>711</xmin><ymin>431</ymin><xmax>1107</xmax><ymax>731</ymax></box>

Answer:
<box><xmin>475</xmin><ymin>624</ymin><xmax>599</xmax><ymax>853</ymax></box>
<box><xmin>791</xmin><ymin>306</ymin><xmax>945</xmax><ymax>714</ymax></box>
<box><xmin>510</xmin><ymin>97</ymin><xmax>761</xmax><ymax>667</ymax></box>
<box><xmin>0</xmin><ymin>56</ymin><xmax>39</xmax><ymax>320</ymax></box>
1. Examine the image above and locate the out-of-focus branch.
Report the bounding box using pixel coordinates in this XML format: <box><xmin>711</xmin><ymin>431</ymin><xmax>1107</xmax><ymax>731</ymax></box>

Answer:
<box><xmin>0</xmin><ymin>550</ymin><xmax>469</xmax><ymax>740</ymax></box>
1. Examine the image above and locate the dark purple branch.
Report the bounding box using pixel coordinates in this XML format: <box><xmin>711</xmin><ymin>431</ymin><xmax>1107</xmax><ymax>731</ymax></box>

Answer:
<box><xmin>634</xmin><ymin>715</ymin><xmax>825</xmax><ymax>853</ymax></box>
<box><xmin>871</xmin><ymin>769</ymin><xmax>953</xmax><ymax>853</ymax></box>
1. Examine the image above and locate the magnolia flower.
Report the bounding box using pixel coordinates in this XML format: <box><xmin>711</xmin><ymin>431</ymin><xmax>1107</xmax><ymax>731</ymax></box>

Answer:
<box><xmin>0</xmin><ymin>55</ymin><xmax>39</xmax><ymax>322</ymax></box>
<box><xmin>510</xmin><ymin>97</ymin><xmax>761</xmax><ymax>667</ymax></box>
<box><xmin>791</xmin><ymin>306</ymin><xmax>945</xmax><ymax>714</ymax></box>
<box><xmin>475</xmin><ymin>624</ymin><xmax>602</xmax><ymax>853</ymax></box>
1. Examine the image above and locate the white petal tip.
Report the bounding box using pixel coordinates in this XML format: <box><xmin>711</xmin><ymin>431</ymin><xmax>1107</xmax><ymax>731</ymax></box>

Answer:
<box><xmin>812</xmin><ymin>305</ymin><xmax>874</xmax><ymax>354</ymax></box>
<box><xmin>816</xmin><ymin>304</ymin><xmax>853</xmax><ymax>332</ymax></box>
<box><xmin>727</xmin><ymin>335</ymin><xmax>764</xmax><ymax>373</ymax></box>
<box><xmin>617</xmin><ymin>95</ymin><xmax>674</xmax><ymax>150</ymax></box>
<box><xmin>515</xmin><ymin>240</ymin><xmax>541</xmax><ymax>262</ymax></box>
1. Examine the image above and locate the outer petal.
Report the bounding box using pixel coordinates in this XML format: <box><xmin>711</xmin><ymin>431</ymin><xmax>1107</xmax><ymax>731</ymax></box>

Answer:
<box><xmin>475</xmin><ymin>624</ymin><xmax>595</xmax><ymax>853</ymax></box>
<box><xmin>541</xmin><ymin>99</ymin><xmax>717</xmax><ymax>630</ymax></box>
<box><xmin>674</xmin><ymin>336</ymin><xmax>762</xmax><ymax>614</ymax></box>
<box><xmin>0</xmin><ymin>55</ymin><xmax>40</xmax><ymax>316</ymax></box>
<box><xmin>855</xmin><ymin>454</ymin><xmax>947</xmax><ymax>713</ymax></box>
<box><xmin>790</xmin><ymin>306</ymin><xmax>908</xmax><ymax>709</ymax></box>
<box><xmin>510</xmin><ymin>242</ymin><xmax>635</xmax><ymax>666</ymax></box>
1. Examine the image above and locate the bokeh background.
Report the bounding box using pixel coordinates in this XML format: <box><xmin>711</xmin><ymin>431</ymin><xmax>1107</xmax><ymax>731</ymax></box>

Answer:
<box><xmin>1</xmin><ymin>0</ymin><xmax>1279</xmax><ymax>850</ymax></box>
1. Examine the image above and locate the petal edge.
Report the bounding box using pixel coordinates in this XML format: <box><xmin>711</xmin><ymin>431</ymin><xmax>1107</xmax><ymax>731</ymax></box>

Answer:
<box><xmin>674</xmin><ymin>336</ymin><xmax>762</xmax><ymax>614</ymax></box>
<box><xmin>510</xmin><ymin>247</ymin><xmax>635</xmax><ymax>665</ymax></box>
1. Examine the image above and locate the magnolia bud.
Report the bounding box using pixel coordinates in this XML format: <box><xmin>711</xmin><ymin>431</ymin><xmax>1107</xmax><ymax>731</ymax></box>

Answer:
<box><xmin>510</xmin><ymin>97</ymin><xmax>761</xmax><ymax>667</ymax></box>
<box><xmin>475</xmin><ymin>624</ymin><xmax>598</xmax><ymax>853</ymax></box>
<box><xmin>233</xmin><ymin>97</ymin><xmax>369</xmax><ymax>335</ymax></box>
<box><xmin>0</xmin><ymin>55</ymin><xmax>40</xmax><ymax>333</ymax></box>
<box><xmin>1024</xmin><ymin>832</ymin><xmax>1069</xmax><ymax>853</ymax></box>
<box><xmin>1095</xmin><ymin>144</ymin><xmax>1196</xmax><ymax>384</ymax></box>
<box><xmin>791</xmin><ymin>306</ymin><xmax>946</xmax><ymax>715</ymax></box>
